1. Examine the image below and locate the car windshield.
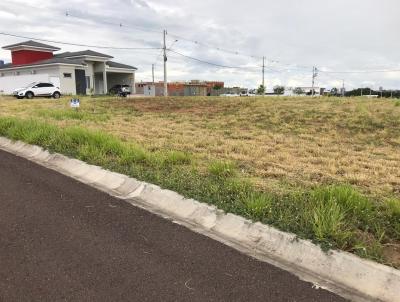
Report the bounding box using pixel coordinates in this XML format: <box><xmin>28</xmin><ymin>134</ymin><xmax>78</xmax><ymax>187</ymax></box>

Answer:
<box><xmin>25</xmin><ymin>82</ymin><xmax>38</xmax><ymax>88</ymax></box>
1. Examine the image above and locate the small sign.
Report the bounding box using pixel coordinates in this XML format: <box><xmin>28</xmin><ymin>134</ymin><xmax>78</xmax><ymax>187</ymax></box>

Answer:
<box><xmin>70</xmin><ymin>98</ymin><xmax>80</xmax><ymax>108</ymax></box>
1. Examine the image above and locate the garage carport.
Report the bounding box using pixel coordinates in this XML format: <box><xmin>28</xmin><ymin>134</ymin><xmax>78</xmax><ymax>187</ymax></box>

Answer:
<box><xmin>94</xmin><ymin>62</ymin><xmax>136</xmax><ymax>95</ymax></box>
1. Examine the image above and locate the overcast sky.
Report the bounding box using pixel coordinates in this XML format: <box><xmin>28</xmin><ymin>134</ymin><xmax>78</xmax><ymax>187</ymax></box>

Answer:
<box><xmin>1</xmin><ymin>0</ymin><xmax>399</xmax><ymax>89</ymax></box>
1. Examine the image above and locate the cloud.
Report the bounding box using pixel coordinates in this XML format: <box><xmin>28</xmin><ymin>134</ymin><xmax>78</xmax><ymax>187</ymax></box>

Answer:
<box><xmin>0</xmin><ymin>0</ymin><xmax>399</xmax><ymax>89</ymax></box>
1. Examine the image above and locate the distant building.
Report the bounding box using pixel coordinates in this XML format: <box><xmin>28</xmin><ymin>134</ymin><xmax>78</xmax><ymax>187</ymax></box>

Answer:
<box><xmin>221</xmin><ymin>87</ymin><xmax>243</xmax><ymax>95</ymax></box>
<box><xmin>184</xmin><ymin>80</ymin><xmax>208</xmax><ymax>96</ymax></box>
<box><xmin>135</xmin><ymin>80</ymin><xmax>224</xmax><ymax>96</ymax></box>
<box><xmin>284</xmin><ymin>87</ymin><xmax>325</xmax><ymax>96</ymax></box>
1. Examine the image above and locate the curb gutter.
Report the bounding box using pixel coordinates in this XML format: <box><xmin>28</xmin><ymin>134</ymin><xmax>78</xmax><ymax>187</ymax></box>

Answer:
<box><xmin>0</xmin><ymin>136</ymin><xmax>399</xmax><ymax>302</ymax></box>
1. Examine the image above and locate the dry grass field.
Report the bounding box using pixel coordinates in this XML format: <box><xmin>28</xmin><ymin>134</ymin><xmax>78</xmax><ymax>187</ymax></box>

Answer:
<box><xmin>1</xmin><ymin>95</ymin><xmax>399</xmax><ymax>198</ymax></box>
<box><xmin>0</xmin><ymin>95</ymin><xmax>399</xmax><ymax>266</ymax></box>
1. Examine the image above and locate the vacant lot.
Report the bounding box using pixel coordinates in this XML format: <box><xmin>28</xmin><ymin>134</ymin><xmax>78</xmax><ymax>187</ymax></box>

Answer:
<box><xmin>0</xmin><ymin>95</ymin><xmax>399</xmax><ymax>267</ymax></box>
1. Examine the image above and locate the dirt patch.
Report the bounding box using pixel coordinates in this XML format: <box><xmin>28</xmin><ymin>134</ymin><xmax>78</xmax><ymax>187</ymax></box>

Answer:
<box><xmin>383</xmin><ymin>244</ymin><xmax>400</xmax><ymax>268</ymax></box>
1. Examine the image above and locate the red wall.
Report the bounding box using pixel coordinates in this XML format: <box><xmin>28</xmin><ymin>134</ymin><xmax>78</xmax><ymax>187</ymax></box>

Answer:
<box><xmin>11</xmin><ymin>50</ymin><xmax>53</xmax><ymax>65</ymax></box>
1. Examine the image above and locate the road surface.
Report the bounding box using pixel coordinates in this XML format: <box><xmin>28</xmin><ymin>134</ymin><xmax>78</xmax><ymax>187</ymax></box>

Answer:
<box><xmin>0</xmin><ymin>149</ymin><xmax>347</xmax><ymax>301</ymax></box>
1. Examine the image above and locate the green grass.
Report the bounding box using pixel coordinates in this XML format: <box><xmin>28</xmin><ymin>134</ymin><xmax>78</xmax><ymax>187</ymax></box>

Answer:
<box><xmin>0</xmin><ymin>116</ymin><xmax>399</xmax><ymax>267</ymax></box>
<box><xmin>208</xmin><ymin>160</ymin><xmax>237</xmax><ymax>178</ymax></box>
<box><xmin>35</xmin><ymin>108</ymin><xmax>110</xmax><ymax>122</ymax></box>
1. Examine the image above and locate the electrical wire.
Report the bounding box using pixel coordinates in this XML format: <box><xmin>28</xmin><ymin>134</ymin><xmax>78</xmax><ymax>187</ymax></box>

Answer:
<box><xmin>168</xmin><ymin>49</ymin><xmax>262</xmax><ymax>71</ymax></box>
<box><xmin>0</xmin><ymin>32</ymin><xmax>162</xmax><ymax>50</ymax></box>
<box><xmin>167</xmin><ymin>33</ymin><xmax>262</xmax><ymax>59</ymax></box>
<box><xmin>154</xmin><ymin>39</ymin><xmax>179</xmax><ymax>66</ymax></box>
<box><xmin>5</xmin><ymin>8</ymin><xmax>397</xmax><ymax>77</ymax></box>
<box><xmin>65</xmin><ymin>11</ymin><xmax>163</xmax><ymax>34</ymax></box>
<box><xmin>64</xmin><ymin>9</ymin><xmax>312</xmax><ymax>69</ymax></box>
<box><xmin>319</xmin><ymin>68</ymin><xmax>400</xmax><ymax>74</ymax></box>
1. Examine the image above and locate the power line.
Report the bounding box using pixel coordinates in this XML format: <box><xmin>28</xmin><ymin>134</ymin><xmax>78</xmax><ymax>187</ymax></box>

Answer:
<box><xmin>168</xmin><ymin>49</ymin><xmax>261</xmax><ymax>71</ymax></box>
<box><xmin>0</xmin><ymin>32</ymin><xmax>162</xmax><ymax>50</ymax></box>
<box><xmin>154</xmin><ymin>39</ymin><xmax>179</xmax><ymax>65</ymax></box>
<box><xmin>7</xmin><ymin>8</ymin><xmax>397</xmax><ymax>77</ymax></box>
<box><xmin>65</xmin><ymin>11</ymin><xmax>163</xmax><ymax>34</ymax></box>
<box><xmin>167</xmin><ymin>33</ymin><xmax>262</xmax><ymax>59</ymax></box>
<box><xmin>64</xmin><ymin>9</ymin><xmax>313</xmax><ymax>69</ymax></box>
<box><xmin>319</xmin><ymin>68</ymin><xmax>400</xmax><ymax>74</ymax></box>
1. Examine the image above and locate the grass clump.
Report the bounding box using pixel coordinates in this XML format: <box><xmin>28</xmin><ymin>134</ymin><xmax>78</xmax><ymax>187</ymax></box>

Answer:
<box><xmin>243</xmin><ymin>192</ymin><xmax>273</xmax><ymax>220</ymax></box>
<box><xmin>164</xmin><ymin>150</ymin><xmax>192</xmax><ymax>165</ymax></box>
<box><xmin>311</xmin><ymin>195</ymin><xmax>350</xmax><ymax>249</ymax></box>
<box><xmin>312</xmin><ymin>185</ymin><xmax>374</xmax><ymax>229</ymax></box>
<box><xmin>208</xmin><ymin>160</ymin><xmax>237</xmax><ymax>178</ymax></box>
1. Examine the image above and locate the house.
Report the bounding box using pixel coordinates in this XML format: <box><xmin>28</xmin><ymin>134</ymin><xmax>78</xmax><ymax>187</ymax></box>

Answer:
<box><xmin>284</xmin><ymin>87</ymin><xmax>325</xmax><ymax>96</ymax></box>
<box><xmin>136</xmin><ymin>80</ymin><xmax>214</xmax><ymax>97</ymax></box>
<box><xmin>184</xmin><ymin>80</ymin><xmax>208</xmax><ymax>96</ymax></box>
<box><xmin>0</xmin><ymin>40</ymin><xmax>137</xmax><ymax>95</ymax></box>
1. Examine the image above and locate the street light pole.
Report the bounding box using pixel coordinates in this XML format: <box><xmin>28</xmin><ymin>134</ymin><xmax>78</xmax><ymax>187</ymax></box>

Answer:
<box><xmin>163</xmin><ymin>29</ymin><xmax>168</xmax><ymax>97</ymax></box>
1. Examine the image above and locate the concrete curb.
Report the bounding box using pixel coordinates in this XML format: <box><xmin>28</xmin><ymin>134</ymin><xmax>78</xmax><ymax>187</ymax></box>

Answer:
<box><xmin>0</xmin><ymin>136</ymin><xmax>399</xmax><ymax>302</ymax></box>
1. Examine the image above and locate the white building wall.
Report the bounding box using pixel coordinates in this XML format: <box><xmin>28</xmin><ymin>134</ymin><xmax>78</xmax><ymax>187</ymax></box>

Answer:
<box><xmin>0</xmin><ymin>66</ymin><xmax>58</xmax><ymax>94</ymax></box>
<box><xmin>58</xmin><ymin>66</ymin><xmax>76</xmax><ymax>95</ymax></box>
<box><xmin>143</xmin><ymin>84</ymin><xmax>155</xmax><ymax>96</ymax></box>
<box><xmin>0</xmin><ymin>65</ymin><xmax>77</xmax><ymax>95</ymax></box>
<box><xmin>84</xmin><ymin>62</ymin><xmax>94</xmax><ymax>94</ymax></box>
<box><xmin>0</xmin><ymin>74</ymin><xmax>49</xmax><ymax>94</ymax></box>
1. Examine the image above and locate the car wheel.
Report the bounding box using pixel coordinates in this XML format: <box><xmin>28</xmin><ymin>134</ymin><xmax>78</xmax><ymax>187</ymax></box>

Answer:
<box><xmin>53</xmin><ymin>92</ymin><xmax>61</xmax><ymax>99</ymax></box>
<box><xmin>25</xmin><ymin>91</ymin><xmax>34</xmax><ymax>99</ymax></box>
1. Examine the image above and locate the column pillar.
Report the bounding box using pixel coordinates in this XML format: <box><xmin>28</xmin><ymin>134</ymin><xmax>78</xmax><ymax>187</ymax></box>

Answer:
<box><xmin>103</xmin><ymin>63</ymin><xmax>108</xmax><ymax>94</ymax></box>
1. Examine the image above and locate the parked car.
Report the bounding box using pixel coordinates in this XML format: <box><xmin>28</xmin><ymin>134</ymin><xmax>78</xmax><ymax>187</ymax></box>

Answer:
<box><xmin>109</xmin><ymin>84</ymin><xmax>131</xmax><ymax>97</ymax></box>
<box><xmin>220</xmin><ymin>92</ymin><xmax>239</xmax><ymax>97</ymax></box>
<box><xmin>13</xmin><ymin>82</ymin><xmax>61</xmax><ymax>99</ymax></box>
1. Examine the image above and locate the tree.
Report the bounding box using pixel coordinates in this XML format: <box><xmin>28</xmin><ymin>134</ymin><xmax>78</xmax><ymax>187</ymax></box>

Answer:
<box><xmin>213</xmin><ymin>84</ymin><xmax>222</xmax><ymax>90</ymax></box>
<box><xmin>293</xmin><ymin>87</ymin><xmax>304</xmax><ymax>95</ymax></box>
<box><xmin>273</xmin><ymin>85</ymin><xmax>285</xmax><ymax>95</ymax></box>
<box><xmin>257</xmin><ymin>85</ymin><xmax>266</xmax><ymax>95</ymax></box>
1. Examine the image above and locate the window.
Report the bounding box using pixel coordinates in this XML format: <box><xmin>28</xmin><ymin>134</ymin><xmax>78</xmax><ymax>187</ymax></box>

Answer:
<box><xmin>63</xmin><ymin>73</ymin><xmax>72</xmax><ymax>78</ymax></box>
<box><xmin>85</xmin><ymin>76</ymin><xmax>91</xmax><ymax>89</ymax></box>
<box><xmin>35</xmin><ymin>83</ymin><xmax>54</xmax><ymax>88</ymax></box>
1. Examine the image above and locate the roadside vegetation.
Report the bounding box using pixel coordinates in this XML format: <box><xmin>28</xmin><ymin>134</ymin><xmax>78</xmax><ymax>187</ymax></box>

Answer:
<box><xmin>0</xmin><ymin>95</ymin><xmax>399</xmax><ymax>267</ymax></box>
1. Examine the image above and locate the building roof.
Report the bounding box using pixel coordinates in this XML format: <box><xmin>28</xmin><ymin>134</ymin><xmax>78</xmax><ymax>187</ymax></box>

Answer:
<box><xmin>0</xmin><ymin>57</ymin><xmax>85</xmax><ymax>70</ymax></box>
<box><xmin>55</xmin><ymin>50</ymin><xmax>113</xmax><ymax>59</ymax></box>
<box><xmin>107</xmin><ymin>61</ymin><xmax>137</xmax><ymax>70</ymax></box>
<box><xmin>2</xmin><ymin>40</ymin><xmax>61</xmax><ymax>51</ymax></box>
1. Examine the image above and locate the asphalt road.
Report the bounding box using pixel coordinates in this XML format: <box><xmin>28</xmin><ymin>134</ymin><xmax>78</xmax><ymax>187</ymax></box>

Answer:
<box><xmin>0</xmin><ymin>149</ymin><xmax>347</xmax><ymax>302</ymax></box>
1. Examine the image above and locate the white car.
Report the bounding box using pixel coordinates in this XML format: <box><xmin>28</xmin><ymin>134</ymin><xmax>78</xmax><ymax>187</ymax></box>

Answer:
<box><xmin>220</xmin><ymin>92</ymin><xmax>239</xmax><ymax>97</ymax></box>
<box><xmin>13</xmin><ymin>82</ymin><xmax>61</xmax><ymax>99</ymax></box>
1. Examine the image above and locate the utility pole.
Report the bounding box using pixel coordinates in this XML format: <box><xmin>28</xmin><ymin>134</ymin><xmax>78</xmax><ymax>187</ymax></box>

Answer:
<box><xmin>361</xmin><ymin>87</ymin><xmax>363</xmax><ymax>97</ymax></box>
<box><xmin>262</xmin><ymin>56</ymin><xmax>265</xmax><ymax>95</ymax></box>
<box><xmin>311</xmin><ymin>67</ymin><xmax>318</xmax><ymax>97</ymax></box>
<box><xmin>152</xmin><ymin>64</ymin><xmax>155</xmax><ymax>84</ymax></box>
<box><xmin>342</xmin><ymin>79</ymin><xmax>345</xmax><ymax>97</ymax></box>
<box><xmin>163</xmin><ymin>29</ymin><xmax>168</xmax><ymax>97</ymax></box>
